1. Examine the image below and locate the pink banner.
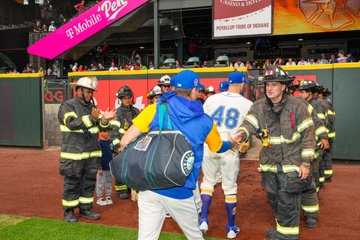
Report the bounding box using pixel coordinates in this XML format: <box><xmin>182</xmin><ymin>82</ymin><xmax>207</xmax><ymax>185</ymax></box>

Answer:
<box><xmin>28</xmin><ymin>0</ymin><xmax>150</xmax><ymax>59</ymax></box>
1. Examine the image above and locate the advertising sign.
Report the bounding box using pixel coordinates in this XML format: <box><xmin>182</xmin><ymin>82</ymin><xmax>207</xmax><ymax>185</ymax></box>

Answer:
<box><xmin>213</xmin><ymin>0</ymin><xmax>273</xmax><ymax>38</ymax></box>
<box><xmin>28</xmin><ymin>0</ymin><xmax>150</xmax><ymax>59</ymax></box>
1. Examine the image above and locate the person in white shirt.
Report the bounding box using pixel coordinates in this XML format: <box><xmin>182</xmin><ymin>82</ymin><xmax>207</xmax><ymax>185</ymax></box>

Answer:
<box><xmin>48</xmin><ymin>21</ymin><xmax>57</xmax><ymax>32</ymax></box>
<box><xmin>297</xmin><ymin>57</ymin><xmax>309</xmax><ymax>66</ymax></box>
<box><xmin>234</xmin><ymin>58</ymin><xmax>245</xmax><ymax>68</ymax></box>
<box><xmin>109</xmin><ymin>62</ymin><xmax>118</xmax><ymax>71</ymax></box>
<box><xmin>286</xmin><ymin>58</ymin><xmax>296</xmax><ymax>66</ymax></box>
<box><xmin>199</xmin><ymin>71</ymin><xmax>253</xmax><ymax>239</ymax></box>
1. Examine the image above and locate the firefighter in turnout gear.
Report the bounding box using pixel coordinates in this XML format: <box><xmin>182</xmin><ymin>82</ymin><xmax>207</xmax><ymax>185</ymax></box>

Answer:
<box><xmin>298</xmin><ymin>80</ymin><xmax>330</xmax><ymax>228</ymax></box>
<box><xmin>317</xmin><ymin>86</ymin><xmax>336</xmax><ymax>182</ymax></box>
<box><xmin>235</xmin><ymin>66</ymin><xmax>316</xmax><ymax>240</ymax></box>
<box><xmin>111</xmin><ymin>85</ymin><xmax>140</xmax><ymax>199</ymax></box>
<box><xmin>59</xmin><ymin>77</ymin><xmax>116</xmax><ymax>222</ymax></box>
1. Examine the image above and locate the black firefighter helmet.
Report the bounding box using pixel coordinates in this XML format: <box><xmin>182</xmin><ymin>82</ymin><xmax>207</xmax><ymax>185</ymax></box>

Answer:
<box><xmin>259</xmin><ymin>65</ymin><xmax>295</xmax><ymax>85</ymax></box>
<box><xmin>116</xmin><ymin>85</ymin><xmax>134</xmax><ymax>99</ymax></box>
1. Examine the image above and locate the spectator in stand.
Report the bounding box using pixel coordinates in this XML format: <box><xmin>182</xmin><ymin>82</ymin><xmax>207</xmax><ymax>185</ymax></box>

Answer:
<box><xmin>148</xmin><ymin>62</ymin><xmax>154</xmax><ymax>70</ymax></box>
<box><xmin>42</xmin><ymin>24</ymin><xmax>48</xmax><ymax>32</ymax></box>
<box><xmin>202</xmin><ymin>61</ymin><xmax>210</xmax><ymax>68</ymax></box>
<box><xmin>329</xmin><ymin>54</ymin><xmax>338</xmax><ymax>63</ymax></box>
<box><xmin>337</xmin><ymin>50</ymin><xmax>347</xmax><ymax>63</ymax></box>
<box><xmin>245</xmin><ymin>61</ymin><xmax>252</xmax><ymax>69</ymax></box>
<box><xmin>78</xmin><ymin>65</ymin><xmax>84</xmax><ymax>72</ymax></box>
<box><xmin>131</xmin><ymin>50</ymin><xmax>141</xmax><ymax>65</ymax></box>
<box><xmin>62</xmin><ymin>18</ymin><xmax>67</xmax><ymax>26</ymax></box>
<box><xmin>346</xmin><ymin>52</ymin><xmax>354</xmax><ymax>62</ymax></box>
<box><xmin>33</xmin><ymin>21</ymin><xmax>42</xmax><ymax>33</ymax></box>
<box><xmin>297</xmin><ymin>57</ymin><xmax>309</xmax><ymax>65</ymax></box>
<box><xmin>109</xmin><ymin>62</ymin><xmax>118</xmax><ymax>71</ymax></box>
<box><xmin>309</xmin><ymin>59</ymin><xmax>316</xmax><ymax>65</ymax></box>
<box><xmin>273</xmin><ymin>58</ymin><xmax>285</xmax><ymax>66</ymax></box>
<box><xmin>47</xmin><ymin>66</ymin><xmax>53</xmax><ymax>75</ymax></box>
<box><xmin>48</xmin><ymin>21</ymin><xmax>56</xmax><ymax>32</ymax></box>
<box><xmin>90</xmin><ymin>63</ymin><xmax>98</xmax><ymax>71</ymax></box>
<box><xmin>98</xmin><ymin>63</ymin><xmax>105</xmax><ymax>71</ymax></box>
<box><xmin>72</xmin><ymin>62</ymin><xmax>79</xmax><ymax>72</ymax></box>
<box><xmin>234</xmin><ymin>58</ymin><xmax>244</xmax><ymax>68</ymax></box>
<box><xmin>140</xmin><ymin>63</ymin><xmax>147</xmax><ymax>70</ymax></box>
<box><xmin>286</xmin><ymin>58</ymin><xmax>296</xmax><ymax>66</ymax></box>
<box><xmin>74</xmin><ymin>0</ymin><xmax>85</xmax><ymax>13</ymax></box>
<box><xmin>320</xmin><ymin>54</ymin><xmax>329</xmax><ymax>64</ymax></box>
<box><xmin>316</xmin><ymin>58</ymin><xmax>322</xmax><ymax>64</ymax></box>
<box><xmin>263</xmin><ymin>59</ymin><xmax>271</xmax><ymax>68</ymax></box>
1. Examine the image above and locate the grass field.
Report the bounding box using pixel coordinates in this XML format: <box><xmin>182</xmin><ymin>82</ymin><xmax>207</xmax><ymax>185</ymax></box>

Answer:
<box><xmin>0</xmin><ymin>214</ymin><xmax>222</xmax><ymax>240</ymax></box>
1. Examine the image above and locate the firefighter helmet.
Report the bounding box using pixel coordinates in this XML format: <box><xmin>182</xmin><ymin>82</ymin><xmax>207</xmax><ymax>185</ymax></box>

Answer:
<box><xmin>147</xmin><ymin>86</ymin><xmax>163</xmax><ymax>99</ymax></box>
<box><xmin>298</xmin><ymin>80</ymin><xmax>317</xmax><ymax>92</ymax></box>
<box><xmin>116</xmin><ymin>85</ymin><xmax>134</xmax><ymax>98</ymax></box>
<box><xmin>69</xmin><ymin>77</ymin><xmax>98</xmax><ymax>90</ymax></box>
<box><xmin>259</xmin><ymin>65</ymin><xmax>294</xmax><ymax>83</ymax></box>
<box><xmin>205</xmin><ymin>86</ymin><xmax>216</xmax><ymax>94</ymax></box>
<box><xmin>158</xmin><ymin>75</ymin><xmax>171</xmax><ymax>86</ymax></box>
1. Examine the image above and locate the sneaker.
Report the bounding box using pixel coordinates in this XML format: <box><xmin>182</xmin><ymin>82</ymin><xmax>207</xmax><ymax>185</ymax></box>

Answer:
<box><xmin>105</xmin><ymin>197</ymin><xmax>113</xmax><ymax>205</ymax></box>
<box><xmin>198</xmin><ymin>218</ymin><xmax>209</xmax><ymax>233</ymax></box>
<box><xmin>96</xmin><ymin>198</ymin><xmax>107</xmax><ymax>206</ymax></box>
<box><xmin>226</xmin><ymin>224</ymin><xmax>240</xmax><ymax>239</ymax></box>
<box><xmin>306</xmin><ymin>217</ymin><xmax>317</xmax><ymax>228</ymax></box>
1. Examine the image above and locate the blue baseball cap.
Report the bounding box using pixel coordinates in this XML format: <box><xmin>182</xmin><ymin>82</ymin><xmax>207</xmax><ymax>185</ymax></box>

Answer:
<box><xmin>228</xmin><ymin>72</ymin><xmax>250</xmax><ymax>84</ymax></box>
<box><xmin>198</xmin><ymin>83</ymin><xmax>205</xmax><ymax>90</ymax></box>
<box><xmin>218</xmin><ymin>81</ymin><xmax>229</xmax><ymax>91</ymax></box>
<box><xmin>171</xmin><ymin>70</ymin><xmax>200</xmax><ymax>89</ymax></box>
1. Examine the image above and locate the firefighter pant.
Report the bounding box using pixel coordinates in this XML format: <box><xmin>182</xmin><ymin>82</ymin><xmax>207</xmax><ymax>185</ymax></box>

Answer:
<box><xmin>262</xmin><ymin>171</ymin><xmax>308</xmax><ymax>240</ymax></box>
<box><xmin>115</xmin><ymin>181</ymin><xmax>128</xmax><ymax>194</ymax></box>
<box><xmin>301</xmin><ymin>173</ymin><xmax>319</xmax><ymax>220</ymax></box>
<box><xmin>312</xmin><ymin>154</ymin><xmax>320</xmax><ymax>190</ymax></box>
<box><xmin>323</xmin><ymin>147</ymin><xmax>333</xmax><ymax>180</ymax></box>
<box><xmin>318</xmin><ymin>151</ymin><xmax>325</xmax><ymax>186</ymax></box>
<box><xmin>61</xmin><ymin>157</ymin><xmax>100</xmax><ymax>211</ymax></box>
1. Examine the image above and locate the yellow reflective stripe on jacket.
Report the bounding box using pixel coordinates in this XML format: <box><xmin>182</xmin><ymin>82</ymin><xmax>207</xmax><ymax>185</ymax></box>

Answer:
<box><xmin>301</xmin><ymin>148</ymin><xmax>315</xmax><ymax>158</ymax></box>
<box><xmin>79</xmin><ymin>196</ymin><xmax>94</xmax><ymax>204</ymax></box>
<box><xmin>238</xmin><ymin>127</ymin><xmax>250</xmax><ymax>140</ymax></box>
<box><xmin>302</xmin><ymin>204</ymin><xmax>319</xmax><ymax>213</ymax></box>
<box><xmin>297</xmin><ymin>118</ymin><xmax>314</xmax><ymax>133</ymax></box>
<box><xmin>328</xmin><ymin>132</ymin><xmax>336</xmax><ymax>139</ymax></box>
<box><xmin>276</xmin><ymin>222</ymin><xmax>299</xmax><ymax>235</ymax></box>
<box><xmin>260</xmin><ymin>164</ymin><xmax>278</xmax><ymax>173</ymax></box>
<box><xmin>324</xmin><ymin>170</ymin><xmax>333</xmax><ymax>175</ymax></box>
<box><xmin>268</xmin><ymin>132</ymin><xmax>301</xmax><ymax>145</ymax></box>
<box><xmin>64</xmin><ymin>112</ymin><xmax>78</xmax><ymax>125</ymax></box>
<box><xmin>245</xmin><ymin>114</ymin><xmax>259</xmax><ymax>129</ymax></box>
<box><xmin>60</xmin><ymin>150</ymin><xmax>102</xmax><ymax>160</ymax></box>
<box><xmin>314</xmin><ymin>152</ymin><xmax>319</xmax><ymax>158</ymax></box>
<box><xmin>60</xmin><ymin>125</ymin><xmax>83</xmax><ymax>133</ymax></box>
<box><xmin>82</xmin><ymin>115</ymin><xmax>93</xmax><ymax>128</ymax></box>
<box><xmin>327</xmin><ymin>110</ymin><xmax>336</xmax><ymax>116</ymax></box>
<box><xmin>319</xmin><ymin>177</ymin><xmax>325</xmax><ymax>183</ymax></box>
<box><xmin>307</xmin><ymin>104</ymin><xmax>314</xmax><ymax>114</ymax></box>
<box><xmin>317</xmin><ymin>113</ymin><xmax>326</xmax><ymax>120</ymax></box>
<box><xmin>110</xmin><ymin>120</ymin><xmax>121</xmax><ymax>128</ymax></box>
<box><xmin>88</xmin><ymin>126</ymin><xmax>100</xmax><ymax>134</ymax></box>
<box><xmin>282</xmin><ymin>165</ymin><xmax>300</xmax><ymax>173</ymax></box>
<box><xmin>112</xmin><ymin>138</ymin><xmax>120</xmax><ymax>146</ymax></box>
<box><xmin>99</xmin><ymin>120</ymin><xmax>110</xmax><ymax>129</ymax></box>
<box><xmin>225</xmin><ymin>196</ymin><xmax>237</xmax><ymax>203</ymax></box>
<box><xmin>315</xmin><ymin>126</ymin><xmax>329</xmax><ymax>137</ymax></box>
<box><xmin>115</xmin><ymin>185</ymin><xmax>127</xmax><ymax>191</ymax></box>
<box><xmin>62</xmin><ymin>199</ymin><xmax>79</xmax><ymax>207</ymax></box>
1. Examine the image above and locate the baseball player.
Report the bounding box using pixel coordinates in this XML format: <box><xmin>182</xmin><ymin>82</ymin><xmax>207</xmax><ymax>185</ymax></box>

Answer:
<box><xmin>199</xmin><ymin>71</ymin><xmax>253</xmax><ymax>239</ymax></box>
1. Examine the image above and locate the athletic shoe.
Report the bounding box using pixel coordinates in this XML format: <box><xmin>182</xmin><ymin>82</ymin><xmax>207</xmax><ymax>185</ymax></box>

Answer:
<box><xmin>226</xmin><ymin>224</ymin><xmax>240</xmax><ymax>239</ymax></box>
<box><xmin>105</xmin><ymin>196</ymin><xmax>113</xmax><ymax>205</ymax></box>
<box><xmin>96</xmin><ymin>198</ymin><xmax>107</xmax><ymax>206</ymax></box>
<box><xmin>198</xmin><ymin>218</ymin><xmax>209</xmax><ymax>233</ymax></box>
<box><xmin>306</xmin><ymin>217</ymin><xmax>317</xmax><ymax>228</ymax></box>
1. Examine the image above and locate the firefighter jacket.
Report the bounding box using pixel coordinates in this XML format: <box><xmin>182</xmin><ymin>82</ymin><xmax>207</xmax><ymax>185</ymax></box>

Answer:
<box><xmin>58</xmin><ymin>96</ymin><xmax>110</xmax><ymax>168</ymax></box>
<box><xmin>238</xmin><ymin>94</ymin><xmax>316</xmax><ymax>171</ymax></box>
<box><xmin>110</xmin><ymin>104</ymin><xmax>140</xmax><ymax>148</ymax></box>
<box><xmin>306</xmin><ymin>98</ymin><xmax>329</xmax><ymax>142</ymax></box>
<box><xmin>319</xmin><ymin>98</ymin><xmax>336</xmax><ymax>140</ymax></box>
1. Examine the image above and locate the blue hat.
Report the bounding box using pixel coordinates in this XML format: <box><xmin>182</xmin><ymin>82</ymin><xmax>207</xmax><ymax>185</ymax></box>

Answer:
<box><xmin>218</xmin><ymin>81</ymin><xmax>229</xmax><ymax>91</ymax></box>
<box><xmin>198</xmin><ymin>83</ymin><xmax>205</xmax><ymax>90</ymax></box>
<box><xmin>228</xmin><ymin>72</ymin><xmax>250</xmax><ymax>84</ymax></box>
<box><xmin>172</xmin><ymin>70</ymin><xmax>200</xmax><ymax>89</ymax></box>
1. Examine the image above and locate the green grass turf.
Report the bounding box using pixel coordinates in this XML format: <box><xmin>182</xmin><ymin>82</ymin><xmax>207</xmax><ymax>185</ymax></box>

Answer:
<box><xmin>0</xmin><ymin>215</ymin><xmax>223</xmax><ymax>240</ymax></box>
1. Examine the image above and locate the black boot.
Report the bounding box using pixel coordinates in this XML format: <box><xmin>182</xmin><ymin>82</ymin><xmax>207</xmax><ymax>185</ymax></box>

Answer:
<box><xmin>79</xmin><ymin>210</ymin><xmax>100</xmax><ymax>220</ymax></box>
<box><xmin>306</xmin><ymin>217</ymin><xmax>317</xmax><ymax>228</ymax></box>
<box><xmin>265</xmin><ymin>228</ymin><xmax>276</xmax><ymax>237</ymax></box>
<box><xmin>64</xmin><ymin>209</ymin><xmax>77</xmax><ymax>223</ymax></box>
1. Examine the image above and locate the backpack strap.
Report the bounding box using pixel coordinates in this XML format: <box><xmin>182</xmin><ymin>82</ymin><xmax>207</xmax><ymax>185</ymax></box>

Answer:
<box><xmin>159</xmin><ymin>103</ymin><xmax>172</xmax><ymax>133</ymax></box>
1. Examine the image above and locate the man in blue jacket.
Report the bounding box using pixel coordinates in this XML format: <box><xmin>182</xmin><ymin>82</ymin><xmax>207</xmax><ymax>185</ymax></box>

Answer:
<box><xmin>119</xmin><ymin>70</ymin><xmax>240</xmax><ymax>240</ymax></box>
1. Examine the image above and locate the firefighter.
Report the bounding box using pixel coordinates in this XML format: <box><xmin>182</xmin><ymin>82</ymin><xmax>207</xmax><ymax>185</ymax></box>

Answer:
<box><xmin>205</xmin><ymin>85</ymin><xmax>216</xmax><ymax>98</ymax></box>
<box><xmin>298</xmin><ymin>80</ymin><xmax>330</xmax><ymax>228</ymax></box>
<box><xmin>58</xmin><ymin>77</ymin><xmax>116</xmax><ymax>222</ymax></box>
<box><xmin>111</xmin><ymin>85</ymin><xmax>140</xmax><ymax>199</ymax></box>
<box><xmin>147</xmin><ymin>85</ymin><xmax>163</xmax><ymax>105</ymax></box>
<box><xmin>235</xmin><ymin>66</ymin><xmax>316</xmax><ymax>240</ymax></box>
<box><xmin>158</xmin><ymin>75</ymin><xmax>172</xmax><ymax>93</ymax></box>
<box><xmin>317</xmin><ymin>85</ymin><xmax>336</xmax><ymax>182</ymax></box>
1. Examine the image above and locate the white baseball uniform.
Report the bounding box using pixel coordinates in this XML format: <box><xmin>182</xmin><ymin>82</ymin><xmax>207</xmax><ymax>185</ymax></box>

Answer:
<box><xmin>201</xmin><ymin>92</ymin><xmax>253</xmax><ymax>196</ymax></box>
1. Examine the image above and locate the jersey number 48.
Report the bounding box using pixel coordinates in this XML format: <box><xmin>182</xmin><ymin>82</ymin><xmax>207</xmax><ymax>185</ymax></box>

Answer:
<box><xmin>211</xmin><ymin>106</ymin><xmax>240</xmax><ymax>129</ymax></box>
